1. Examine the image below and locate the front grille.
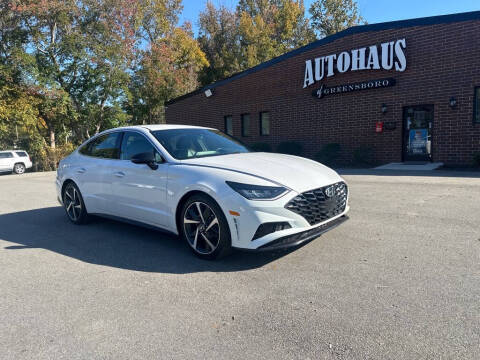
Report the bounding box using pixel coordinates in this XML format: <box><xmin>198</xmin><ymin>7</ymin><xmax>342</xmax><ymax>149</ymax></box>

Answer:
<box><xmin>285</xmin><ymin>182</ymin><xmax>348</xmax><ymax>225</ymax></box>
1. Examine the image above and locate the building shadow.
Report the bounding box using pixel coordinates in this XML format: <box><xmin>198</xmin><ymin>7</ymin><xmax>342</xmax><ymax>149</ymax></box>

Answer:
<box><xmin>0</xmin><ymin>206</ymin><xmax>298</xmax><ymax>274</ymax></box>
<box><xmin>336</xmin><ymin>168</ymin><xmax>480</xmax><ymax>178</ymax></box>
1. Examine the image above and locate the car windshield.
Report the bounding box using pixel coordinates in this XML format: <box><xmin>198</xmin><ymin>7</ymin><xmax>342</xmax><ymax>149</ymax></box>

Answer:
<box><xmin>151</xmin><ymin>128</ymin><xmax>249</xmax><ymax>160</ymax></box>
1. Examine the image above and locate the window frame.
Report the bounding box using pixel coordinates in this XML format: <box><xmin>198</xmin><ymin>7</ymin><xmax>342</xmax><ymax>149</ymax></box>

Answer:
<box><xmin>120</xmin><ymin>130</ymin><xmax>164</xmax><ymax>163</ymax></box>
<box><xmin>474</xmin><ymin>86</ymin><xmax>480</xmax><ymax>124</ymax></box>
<box><xmin>78</xmin><ymin>131</ymin><xmax>123</xmax><ymax>159</ymax></box>
<box><xmin>241</xmin><ymin>113</ymin><xmax>250</xmax><ymax>137</ymax></box>
<box><xmin>224</xmin><ymin>115</ymin><xmax>233</xmax><ymax>136</ymax></box>
<box><xmin>259</xmin><ymin>111</ymin><xmax>270</xmax><ymax>136</ymax></box>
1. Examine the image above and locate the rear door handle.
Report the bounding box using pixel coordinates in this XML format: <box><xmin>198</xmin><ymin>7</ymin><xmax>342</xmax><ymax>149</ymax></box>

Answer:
<box><xmin>114</xmin><ymin>171</ymin><xmax>125</xmax><ymax>178</ymax></box>
<box><xmin>76</xmin><ymin>168</ymin><xmax>86</xmax><ymax>174</ymax></box>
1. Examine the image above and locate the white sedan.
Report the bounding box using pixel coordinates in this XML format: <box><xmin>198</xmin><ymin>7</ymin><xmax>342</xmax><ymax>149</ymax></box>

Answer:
<box><xmin>56</xmin><ymin>125</ymin><xmax>349</xmax><ymax>259</ymax></box>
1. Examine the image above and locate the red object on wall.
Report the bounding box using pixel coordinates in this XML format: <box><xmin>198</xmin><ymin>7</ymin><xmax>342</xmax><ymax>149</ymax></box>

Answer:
<box><xmin>376</xmin><ymin>121</ymin><xmax>384</xmax><ymax>133</ymax></box>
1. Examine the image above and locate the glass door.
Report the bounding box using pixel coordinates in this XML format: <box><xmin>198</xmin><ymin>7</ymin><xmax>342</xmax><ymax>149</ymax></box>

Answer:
<box><xmin>402</xmin><ymin>105</ymin><xmax>433</xmax><ymax>162</ymax></box>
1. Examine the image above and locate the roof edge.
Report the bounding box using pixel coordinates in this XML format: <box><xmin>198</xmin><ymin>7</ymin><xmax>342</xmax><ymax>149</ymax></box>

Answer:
<box><xmin>166</xmin><ymin>10</ymin><xmax>480</xmax><ymax>106</ymax></box>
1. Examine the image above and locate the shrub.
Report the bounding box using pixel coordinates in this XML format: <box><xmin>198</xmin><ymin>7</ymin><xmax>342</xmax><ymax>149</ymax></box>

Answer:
<box><xmin>28</xmin><ymin>142</ymin><xmax>76</xmax><ymax>172</ymax></box>
<box><xmin>473</xmin><ymin>152</ymin><xmax>480</xmax><ymax>167</ymax></box>
<box><xmin>277</xmin><ymin>141</ymin><xmax>303</xmax><ymax>156</ymax></box>
<box><xmin>353</xmin><ymin>146</ymin><xmax>374</xmax><ymax>165</ymax></box>
<box><xmin>315</xmin><ymin>143</ymin><xmax>341</xmax><ymax>166</ymax></box>
<box><xmin>250</xmin><ymin>142</ymin><xmax>272</xmax><ymax>152</ymax></box>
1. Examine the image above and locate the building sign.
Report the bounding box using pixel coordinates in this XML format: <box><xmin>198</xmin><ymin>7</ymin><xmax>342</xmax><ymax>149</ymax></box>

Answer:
<box><xmin>303</xmin><ymin>39</ymin><xmax>407</xmax><ymax>88</ymax></box>
<box><xmin>312</xmin><ymin>78</ymin><xmax>396</xmax><ymax>99</ymax></box>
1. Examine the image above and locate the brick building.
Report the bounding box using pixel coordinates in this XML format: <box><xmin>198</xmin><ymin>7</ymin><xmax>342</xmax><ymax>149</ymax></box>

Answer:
<box><xmin>165</xmin><ymin>11</ymin><xmax>480</xmax><ymax>166</ymax></box>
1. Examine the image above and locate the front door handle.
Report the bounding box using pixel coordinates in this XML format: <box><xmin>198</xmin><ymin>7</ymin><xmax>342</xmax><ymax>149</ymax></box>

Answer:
<box><xmin>114</xmin><ymin>171</ymin><xmax>125</xmax><ymax>178</ymax></box>
<box><xmin>76</xmin><ymin>168</ymin><xmax>86</xmax><ymax>174</ymax></box>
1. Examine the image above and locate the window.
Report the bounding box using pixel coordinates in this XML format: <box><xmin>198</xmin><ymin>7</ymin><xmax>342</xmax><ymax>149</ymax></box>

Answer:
<box><xmin>475</xmin><ymin>87</ymin><xmax>480</xmax><ymax>123</ymax></box>
<box><xmin>15</xmin><ymin>151</ymin><xmax>28</xmax><ymax>157</ymax></box>
<box><xmin>0</xmin><ymin>153</ymin><xmax>13</xmax><ymax>159</ymax></box>
<box><xmin>259</xmin><ymin>112</ymin><xmax>270</xmax><ymax>136</ymax></box>
<box><xmin>121</xmin><ymin>131</ymin><xmax>162</xmax><ymax>162</ymax></box>
<box><xmin>224</xmin><ymin>115</ymin><xmax>233</xmax><ymax>136</ymax></box>
<box><xmin>79</xmin><ymin>132</ymin><xmax>122</xmax><ymax>159</ymax></box>
<box><xmin>152</xmin><ymin>128</ymin><xmax>249</xmax><ymax>160</ymax></box>
<box><xmin>241</xmin><ymin>114</ymin><xmax>250</xmax><ymax>137</ymax></box>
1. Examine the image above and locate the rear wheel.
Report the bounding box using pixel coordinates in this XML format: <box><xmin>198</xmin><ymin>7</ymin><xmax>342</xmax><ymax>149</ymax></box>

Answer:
<box><xmin>13</xmin><ymin>163</ymin><xmax>25</xmax><ymax>174</ymax></box>
<box><xmin>180</xmin><ymin>194</ymin><xmax>232</xmax><ymax>260</ymax></box>
<box><xmin>63</xmin><ymin>182</ymin><xmax>89</xmax><ymax>224</ymax></box>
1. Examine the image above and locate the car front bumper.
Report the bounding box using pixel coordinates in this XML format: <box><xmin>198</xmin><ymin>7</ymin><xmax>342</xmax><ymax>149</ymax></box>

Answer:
<box><xmin>220</xmin><ymin>181</ymin><xmax>349</xmax><ymax>251</ymax></box>
<box><xmin>56</xmin><ymin>176</ymin><xmax>63</xmax><ymax>205</ymax></box>
<box><xmin>255</xmin><ymin>215</ymin><xmax>349</xmax><ymax>251</ymax></box>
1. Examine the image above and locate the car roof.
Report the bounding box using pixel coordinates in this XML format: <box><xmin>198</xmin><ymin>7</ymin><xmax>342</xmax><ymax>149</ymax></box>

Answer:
<box><xmin>109</xmin><ymin>124</ymin><xmax>216</xmax><ymax>132</ymax></box>
<box><xmin>0</xmin><ymin>150</ymin><xmax>27</xmax><ymax>152</ymax></box>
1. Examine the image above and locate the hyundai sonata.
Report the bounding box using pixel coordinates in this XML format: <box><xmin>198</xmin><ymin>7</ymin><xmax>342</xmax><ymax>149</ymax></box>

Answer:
<box><xmin>56</xmin><ymin>125</ymin><xmax>349</xmax><ymax>259</ymax></box>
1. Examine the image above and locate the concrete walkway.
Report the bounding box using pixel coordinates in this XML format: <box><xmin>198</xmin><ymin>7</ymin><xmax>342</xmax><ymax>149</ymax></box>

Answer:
<box><xmin>375</xmin><ymin>162</ymin><xmax>444</xmax><ymax>171</ymax></box>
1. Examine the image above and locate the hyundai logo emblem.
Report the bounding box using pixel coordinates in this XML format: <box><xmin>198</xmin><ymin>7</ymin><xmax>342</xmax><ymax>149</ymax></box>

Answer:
<box><xmin>324</xmin><ymin>186</ymin><xmax>335</xmax><ymax>198</ymax></box>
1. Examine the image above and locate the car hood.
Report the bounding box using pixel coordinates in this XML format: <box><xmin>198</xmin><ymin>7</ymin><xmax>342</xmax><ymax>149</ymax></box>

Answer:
<box><xmin>181</xmin><ymin>152</ymin><xmax>343</xmax><ymax>193</ymax></box>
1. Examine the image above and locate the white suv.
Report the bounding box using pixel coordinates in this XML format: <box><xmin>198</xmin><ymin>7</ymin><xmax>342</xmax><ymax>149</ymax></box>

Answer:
<box><xmin>0</xmin><ymin>150</ymin><xmax>33</xmax><ymax>174</ymax></box>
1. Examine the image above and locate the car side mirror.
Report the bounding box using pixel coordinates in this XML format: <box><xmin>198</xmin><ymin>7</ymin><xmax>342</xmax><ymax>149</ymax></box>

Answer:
<box><xmin>131</xmin><ymin>152</ymin><xmax>159</xmax><ymax>170</ymax></box>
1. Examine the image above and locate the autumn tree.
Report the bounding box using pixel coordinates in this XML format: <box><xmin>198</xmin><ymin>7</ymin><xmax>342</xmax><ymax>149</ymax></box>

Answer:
<box><xmin>309</xmin><ymin>0</ymin><xmax>366</xmax><ymax>38</ymax></box>
<box><xmin>128</xmin><ymin>0</ymin><xmax>208</xmax><ymax>124</ymax></box>
<box><xmin>197</xmin><ymin>2</ymin><xmax>241</xmax><ymax>85</ymax></box>
<box><xmin>12</xmin><ymin>0</ymin><xmax>139</xmax><ymax>141</ymax></box>
<box><xmin>237</xmin><ymin>0</ymin><xmax>314</xmax><ymax>68</ymax></box>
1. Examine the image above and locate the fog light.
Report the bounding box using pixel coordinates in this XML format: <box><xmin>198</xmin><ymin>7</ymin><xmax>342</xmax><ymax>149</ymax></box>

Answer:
<box><xmin>252</xmin><ymin>222</ymin><xmax>291</xmax><ymax>240</ymax></box>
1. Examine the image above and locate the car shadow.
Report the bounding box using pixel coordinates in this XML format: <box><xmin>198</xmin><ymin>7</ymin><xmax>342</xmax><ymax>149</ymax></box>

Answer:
<box><xmin>0</xmin><ymin>207</ymin><xmax>297</xmax><ymax>274</ymax></box>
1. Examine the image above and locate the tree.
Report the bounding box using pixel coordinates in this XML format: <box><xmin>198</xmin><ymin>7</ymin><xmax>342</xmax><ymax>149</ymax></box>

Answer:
<box><xmin>12</xmin><ymin>0</ymin><xmax>137</xmax><ymax>139</ymax></box>
<box><xmin>237</xmin><ymin>0</ymin><xmax>314</xmax><ymax>68</ymax></box>
<box><xmin>128</xmin><ymin>1</ymin><xmax>208</xmax><ymax>124</ymax></box>
<box><xmin>197</xmin><ymin>0</ymin><xmax>315</xmax><ymax>80</ymax></box>
<box><xmin>309</xmin><ymin>0</ymin><xmax>366</xmax><ymax>38</ymax></box>
<box><xmin>197</xmin><ymin>2</ymin><xmax>241</xmax><ymax>85</ymax></box>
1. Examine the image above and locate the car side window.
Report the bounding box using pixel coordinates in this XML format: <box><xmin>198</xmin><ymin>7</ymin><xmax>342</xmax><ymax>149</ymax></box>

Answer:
<box><xmin>0</xmin><ymin>152</ymin><xmax>13</xmax><ymax>158</ymax></box>
<box><xmin>121</xmin><ymin>132</ymin><xmax>162</xmax><ymax>162</ymax></box>
<box><xmin>81</xmin><ymin>132</ymin><xmax>122</xmax><ymax>159</ymax></box>
<box><xmin>15</xmin><ymin>151</ymin><xmax>28</xmax><ymax>157</ymax></box>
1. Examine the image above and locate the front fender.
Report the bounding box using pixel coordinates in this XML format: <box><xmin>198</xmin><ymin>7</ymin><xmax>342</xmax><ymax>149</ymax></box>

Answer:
<box><xmin>165</xmin><ymin>164</ymin><xmax>278</xmax><ymax>241</ymax></box>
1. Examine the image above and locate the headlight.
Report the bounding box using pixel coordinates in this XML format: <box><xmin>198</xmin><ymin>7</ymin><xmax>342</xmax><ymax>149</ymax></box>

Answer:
<box><xmin>226</xmin><ymin>181</ymin><xmax>288</xmax><ymax>200</ymax></box>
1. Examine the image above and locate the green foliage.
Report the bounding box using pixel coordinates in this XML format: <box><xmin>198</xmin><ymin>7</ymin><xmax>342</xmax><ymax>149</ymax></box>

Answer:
<box><xmin>237</xmin><ymin>0</ymin><xmax>315</xmax><ymax>68</ymax></box>
<box><xmin>473</xmin><ymin>152</ymin><xmax>480</xmax><ymax>167</ymax></box>
<box><xmin>315</xmin><ymin>143</ymin><xmax>341</xmax><ymax>165</ymax></box>
<box><xmin>197</xmin><ymin>2</ymin><xmax>242</xmax><ymax>85</ymax></box>
<box><xmin>277</xmin><ymin>141</ymin><xmax>303</xmax><ymax>156</ymax></box>
<box><xmin>309</xmin><ymin>0</ymin><xmax>366</xmax><ymax>38</ymax></box>
<box><xmin>0</xmin><ymin>0</ymin><xmax>367</xmax><ymax>172</ymax></box>
<box><xmin>353</xmin><ymin>146</ymin><xmax>374</xmax><ymax>165</ymax></box>
<box><xmin>198</xmin><ymin>1</ymin><xmax>315</xmax><ymax>84</ymax></box>
<box><xmin>0</xmin><ymin>0</ymin><xmax>210</xmax><ymax>170</ymax></box>
<box><xmin>250</xmin><ymin>142</ymin><xmax>273</xmax><ymax>152</ymax></box>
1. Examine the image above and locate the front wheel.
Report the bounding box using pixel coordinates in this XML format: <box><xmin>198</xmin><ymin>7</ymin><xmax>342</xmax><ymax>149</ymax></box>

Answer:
<box><xmin>63</xmin><ymin>182</ymin><xmax>90</xmax><ymax>224</ymax></box>
<box><xmin>180</xmin><ymin>194</ymin><xmax>232</xmax><ymax>260</ymax></box>
<box><xmin>13</xmin><ymin>163</ymin><xmax>25</xmax><ymax>174</ymax></box>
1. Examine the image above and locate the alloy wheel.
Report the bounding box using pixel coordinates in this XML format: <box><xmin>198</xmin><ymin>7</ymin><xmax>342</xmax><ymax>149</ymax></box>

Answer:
<box><xmin>14</xmin><ymin>164</ymin><xmax>25</xmax><ymax>174</ymax></box>
<box><xmin>183</xmin><ymin>201</ymin><xmax>220</xmax><ymax>255</ymax></box>
<box><xmin>64</xmin><ymin>185</ymin><xmax>82</xmax><ymax>222</ymax></box>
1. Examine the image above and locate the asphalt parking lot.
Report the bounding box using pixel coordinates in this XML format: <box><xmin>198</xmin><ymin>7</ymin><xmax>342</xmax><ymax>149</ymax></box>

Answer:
<box><xmin>0</xmin><ymin>170</ymin><xmax>479</xmax><ymax>359</ymax></box>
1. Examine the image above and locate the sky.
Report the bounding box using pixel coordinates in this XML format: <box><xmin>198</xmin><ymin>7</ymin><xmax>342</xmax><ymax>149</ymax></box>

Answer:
<box><xmin>179</xmin><ymin>0</ymin><xmax>480</xmax><ymax>36</ymax></box>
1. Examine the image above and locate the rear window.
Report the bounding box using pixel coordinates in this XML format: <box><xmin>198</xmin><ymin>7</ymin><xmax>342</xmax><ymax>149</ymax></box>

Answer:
<box><xmin>0</xmin><ymin>152</ymin><xmax>13</xmax><ymax>158</ymax></box>
<box><xmin>15</xmin><ymin>151</ymin><xmax>28</xmax><ymax>157</ymax></box>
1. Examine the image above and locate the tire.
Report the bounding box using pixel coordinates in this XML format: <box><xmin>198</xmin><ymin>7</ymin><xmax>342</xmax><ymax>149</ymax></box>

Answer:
<box><xmin>13</xmin><ymin>163</ymin><xmax>26</xmax><ymax>174</ymax></box>
<box><xmin>180</xmin><ymin>193</ymin><xmax>232</xmax><ymax>260</ymax></box>
<box><xmin>62</xmin><ymin>182</ymin><xmax>90</xmax><ymax>224</ymax></box>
